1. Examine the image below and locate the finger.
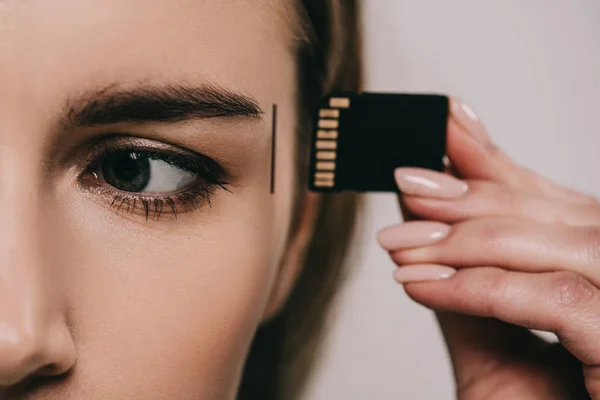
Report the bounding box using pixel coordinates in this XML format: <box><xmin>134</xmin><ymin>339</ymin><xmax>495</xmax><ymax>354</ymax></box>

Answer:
<box><xmin>399</xmin><ymin>161</ymin><xmax>457</xmax><ymax>222</ymax></box>
<box><xmin>394</xmin><ymin>168</ymin><xmax>600</xmax><ymax>226</ymax></box>
<box><xmin>392</xmin><ymin>262</ymin><xmax>588</xmax><ymax>398</ymax></box>
<box><xmin>448</xmin><ymin>98</ymin><xmax>598</xmax><ymax>205</ymax></box>
<box><xmin>379</xmin><ymin>218</ymin><xmax>600</xmax><ymax>288</ymax></box>
<box><xmin>399</xmin><ymin>266</ymin><xmax>600</xmax><ymax>396</ymax></box>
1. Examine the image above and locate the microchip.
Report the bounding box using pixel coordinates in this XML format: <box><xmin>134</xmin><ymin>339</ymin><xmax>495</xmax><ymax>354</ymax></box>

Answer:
<box><xmin>308</xmin><ymin>92</ymin><xmax>448</xmax><ymax>192</ymax></box>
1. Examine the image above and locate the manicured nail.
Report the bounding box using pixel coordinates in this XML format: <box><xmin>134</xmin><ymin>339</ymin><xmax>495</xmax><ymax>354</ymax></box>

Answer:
<box><xmin>377</xmin><ymin>221</ymin><xmax>451</xmax><ymax>250</ymax></box>
<box><xmin>394</xmin><ymin>264</ymin><xmax>457</xmax><ymax>283</ymax></box>
<box><xmin>395</xmin><ymin>168</ymin><xmax>468</xmax><ymax>199</ymax></box>
<box><xmin>450</xmin><ymin>97</ymin><xmax>491</xmax><ymax>146</ymax></box>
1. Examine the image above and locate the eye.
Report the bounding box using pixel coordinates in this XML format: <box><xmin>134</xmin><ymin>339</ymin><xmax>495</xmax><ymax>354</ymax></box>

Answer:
<box><xmin>101</xmin><ymin>151</ymin><xmax>197</xmax><ymax>194</ymax></box>
<box><xmin>78</xmin><ymin>136</ymin><xmax>230</xmax><ymax>220</ymax></box>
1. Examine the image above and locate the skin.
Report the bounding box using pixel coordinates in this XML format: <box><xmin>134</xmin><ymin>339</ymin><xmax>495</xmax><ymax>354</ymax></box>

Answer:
<box><xmin>4</xmin><ymin>0</ymin><xmax>597</xmax><ymax>398</ymax></box>
<box><xmin>0</xmin><ymin>1</ymin><xmax>317</xmax><ymax>398</ymax></box>
<box><xmin>380</xmin><ymin>100</ymin><xmax>600</xmax><ymax>399</ymax></box>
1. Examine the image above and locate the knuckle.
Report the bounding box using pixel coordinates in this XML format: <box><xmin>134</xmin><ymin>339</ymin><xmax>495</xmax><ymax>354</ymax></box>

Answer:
<box><xmin>575</xmin><ymin>226</ymin><xmax>600</xmax><ymax>264</ymax></box>
<box><xmin>551</xmin><ymin>271</ymin><xmax>596</xmax><ymax>309</ymax></box>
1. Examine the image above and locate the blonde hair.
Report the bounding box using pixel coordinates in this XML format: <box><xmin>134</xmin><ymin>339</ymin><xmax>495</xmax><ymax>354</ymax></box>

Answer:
<box><xmin>238</xmin><ymin>2</ymin><xmax>363</xmax><ymax>399</ymax></box>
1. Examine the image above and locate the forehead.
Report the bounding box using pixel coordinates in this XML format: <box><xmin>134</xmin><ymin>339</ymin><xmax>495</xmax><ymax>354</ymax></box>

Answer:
<box><xmin>0</xmin><ymin>0</ymin><xmax>296</xmax><ymax>113</ymax></box>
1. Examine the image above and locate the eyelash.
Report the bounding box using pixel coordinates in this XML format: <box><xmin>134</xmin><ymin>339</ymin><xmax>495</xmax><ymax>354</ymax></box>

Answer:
<box><xmin>79</xmin><ymin>137</ymin><xmax>230</xmax><ymax>220</ymax></box>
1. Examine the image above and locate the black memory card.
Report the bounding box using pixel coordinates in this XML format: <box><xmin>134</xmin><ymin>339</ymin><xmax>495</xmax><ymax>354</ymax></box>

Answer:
<box><xmin>308</xmin><ymin>92</ymin><xmax>448</xmax><ymax>192</ymax></box>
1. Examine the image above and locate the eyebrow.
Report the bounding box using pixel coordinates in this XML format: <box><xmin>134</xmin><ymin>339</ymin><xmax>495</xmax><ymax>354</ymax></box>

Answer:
<box><xmin>62</xmin><ymin>83</ymin><xmax>264</xmax><ymax>128</ymax></box>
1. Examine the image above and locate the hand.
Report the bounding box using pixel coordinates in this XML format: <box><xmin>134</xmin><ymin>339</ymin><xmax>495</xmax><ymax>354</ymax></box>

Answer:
<box><xmin>378</xmin><ymin>98</ymin><xmax>600</xmax><ymax>399</ymax></box>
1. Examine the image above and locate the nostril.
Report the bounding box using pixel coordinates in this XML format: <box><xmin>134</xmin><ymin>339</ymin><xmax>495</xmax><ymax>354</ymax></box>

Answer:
<box><xmin>0</xmin><ymin>319</ymin><xmax>76</xmax><ymax>390</ymax></box>
<box><xmin>22</xmin><ymin>365</ymin><xmax>72</xmax><ymax>392</ymax></box>
<box><xmin>1</xmin><ymin>369</ymin><xmax>71</xmax><ymax>398</ymax></box>
<box><xmin>0</xmin><ymin>334</ymin><xmax>45</xmax><ymax>386</ymax></box>
<box><xmin>35</xmin><ymin>363</ymin><xmax>62</xmax><ymax>377</ymax></box>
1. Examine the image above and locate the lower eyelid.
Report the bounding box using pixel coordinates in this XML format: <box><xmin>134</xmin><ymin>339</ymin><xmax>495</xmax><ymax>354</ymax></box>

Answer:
<box><xmin>78</xmin><ymin>177</ymin><xmax>224</xmax><ymax>221</ymax></box>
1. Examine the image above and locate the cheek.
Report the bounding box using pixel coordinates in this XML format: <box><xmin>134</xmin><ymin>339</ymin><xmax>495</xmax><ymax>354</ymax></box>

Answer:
<box><xmin>56</xmin><ymin>123</ymin><xmax>298</xmax><ymax>397</ymax></box>
<box><xmin>70</xmin><ymin>241</ymin><xmax>269</xmax><ymax>395</ymax></box>
<box><xmin>63</xmin><ymin>218</ymin><xmax>274</xmax><ymax>397</ymax></box>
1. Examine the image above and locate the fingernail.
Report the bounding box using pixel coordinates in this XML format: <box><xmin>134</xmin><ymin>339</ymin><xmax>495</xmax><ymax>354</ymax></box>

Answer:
<box><xmin>378</xmin><ymin>221</ymin><xmax>451</xmax><ymax>250</ymax></box>
<box><xmin>394</xmin><ymin>265</ymin><xmax>457</xmax><ymax>283</ymax></box>
<box><xmin>450</xmin><ymin>97</ymin><xmax>491</xmax><ymax>146</ymax></box>
<box><xmin>395</xmin><ymin>168</ymin><xmax>468</xmax><ymax>199</ymax></box>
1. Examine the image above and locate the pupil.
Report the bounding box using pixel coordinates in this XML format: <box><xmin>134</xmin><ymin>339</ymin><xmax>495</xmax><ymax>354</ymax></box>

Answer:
<box><xmin>102</xmin><ymin>152</ymin><xmax>151</xmax><ymax>192</ymax></box>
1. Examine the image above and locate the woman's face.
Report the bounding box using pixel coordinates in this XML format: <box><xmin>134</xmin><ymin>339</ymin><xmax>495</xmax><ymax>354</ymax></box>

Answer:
<box><xmin>0</xmin><ymin>1</ymin><xmax>306</xmax><ymax>398</ymax></box>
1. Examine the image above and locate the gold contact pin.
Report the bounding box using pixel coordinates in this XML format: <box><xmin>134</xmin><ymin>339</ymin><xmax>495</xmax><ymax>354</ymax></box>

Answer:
<box><xmin>316</xmin><ymin>151</ymin><xmax>336</xmax><ymax>160</ymax></box>
<box><xmin>315</xmin><ymin>172</ymin><xmax>335</xmax><ymax>180</ymax></box>
<box><xmin>315</xmin><ymin>140</ymin><xmax>337</xmax><ymax>150</ymax></box>
<box><xmin>319</xmin><ymin>109</ymin><xmax>340</xmax><ymax>118</ymax></box>
<box><xmin>329</xmin><ymin>97</ymin><xmax>350</xmax><ymax>108</ymax></box>
<box><xmin>318</xmin><ymin>119</ymin><xmax>339</xmax><ymax>129</ymax></box>
<box><xmin>316</xmin><ymin>161</ymin><xmax>336</xmax><ymax>171</ymax></box>
<box><xmin>317</xmin><ymin>130</ymin><xmax>338</xmax><ymax>139</ymax></box>
<box><xmin>314</xmin><ymin>180</ymin><xmax>335</xmax><ymax>188</ymax></box>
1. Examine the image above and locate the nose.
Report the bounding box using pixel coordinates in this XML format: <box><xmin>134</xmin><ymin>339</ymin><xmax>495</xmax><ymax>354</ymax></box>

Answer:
<box><xmin>0</xmin><ymin>206</ymin><xmax>76</xmax><ymax>387</ymax></box>
<box><xmin>0</xmin><ymin>281</ymin><xmax>76</xmax><ymax>386</ymax></box>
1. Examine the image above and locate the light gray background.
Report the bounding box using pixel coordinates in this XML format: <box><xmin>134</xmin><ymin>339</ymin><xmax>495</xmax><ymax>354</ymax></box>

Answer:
<box><xmin>303</xmin><ymin>1</ymin><xmax>600</xmax><ymax>399</ymax></box>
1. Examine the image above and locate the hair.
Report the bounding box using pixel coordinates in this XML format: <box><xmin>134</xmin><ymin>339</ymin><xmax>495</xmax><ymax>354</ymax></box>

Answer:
<box><xmin>237</xmin><ymin>1</ymin><xmax>363</xmax><ymax>399</ymax></box>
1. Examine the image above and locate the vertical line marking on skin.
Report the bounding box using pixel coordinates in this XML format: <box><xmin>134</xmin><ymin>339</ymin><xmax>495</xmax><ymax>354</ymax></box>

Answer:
<box><xmin>271</xmin><ymin>104</ymin><xmax>277</xmax><ymax>194</ymax></box>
